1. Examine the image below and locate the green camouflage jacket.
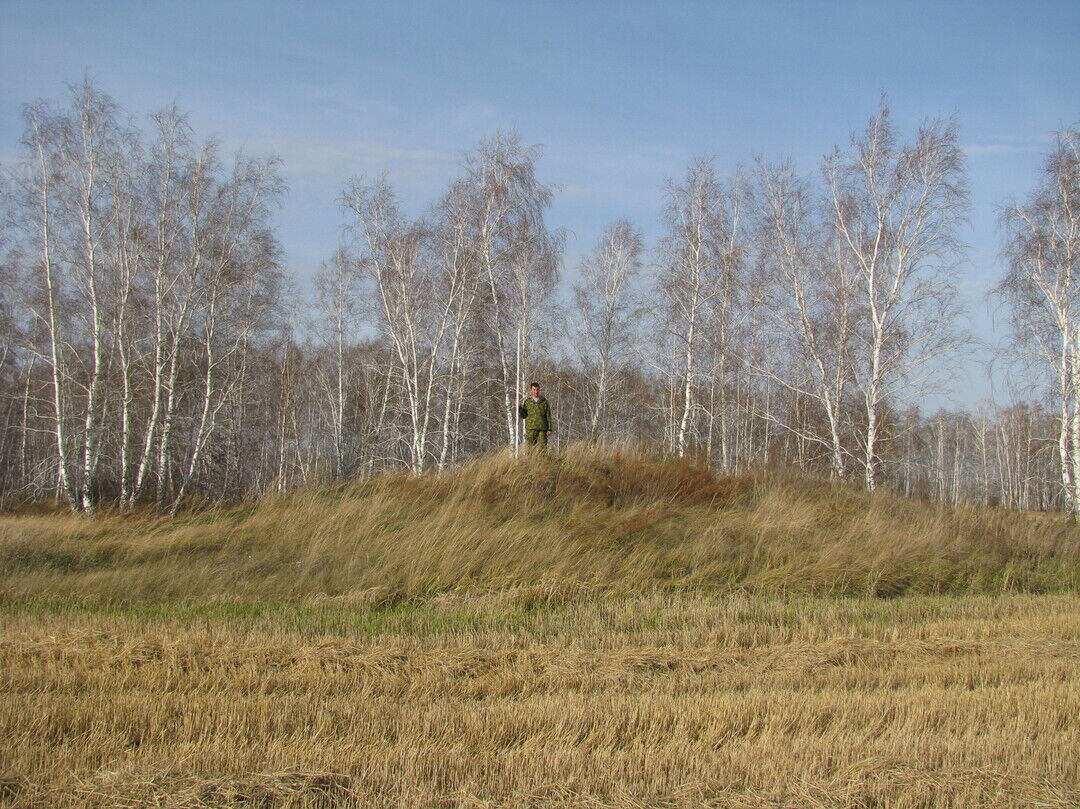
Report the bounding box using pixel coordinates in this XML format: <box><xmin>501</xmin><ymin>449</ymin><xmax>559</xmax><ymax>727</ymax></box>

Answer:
<box><xmin>518</xmin><ymin>396</ymin><xmax>553</xmax><ymax>432</ymax></box>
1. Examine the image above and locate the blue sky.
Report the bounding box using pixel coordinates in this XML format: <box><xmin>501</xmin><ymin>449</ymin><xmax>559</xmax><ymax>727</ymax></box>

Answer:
<box><xmin>2</xmin><ymin>0</ymin><xmax>1077</xmax><ymax>405</ymax></box>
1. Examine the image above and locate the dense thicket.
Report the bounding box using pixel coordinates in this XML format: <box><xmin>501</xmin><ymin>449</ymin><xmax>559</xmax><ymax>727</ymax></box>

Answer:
<box><xmin>0</xmin><ymin>81</ymin><xmax>1074</xmax><ymax>514</ymax></box>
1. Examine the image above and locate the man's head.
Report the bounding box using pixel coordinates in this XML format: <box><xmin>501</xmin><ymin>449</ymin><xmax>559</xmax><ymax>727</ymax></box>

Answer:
<box><xmin>530</xmin><ymin>382</ymin><xmax>541</xmax><ymax>399</ymax></box>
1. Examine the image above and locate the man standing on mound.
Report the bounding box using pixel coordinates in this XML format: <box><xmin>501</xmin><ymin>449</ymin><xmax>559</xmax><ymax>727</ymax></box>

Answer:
<box><xmin>519</xmin><ymin>382</ymin><xmax>553</xmax><ymax>452</ymax></box>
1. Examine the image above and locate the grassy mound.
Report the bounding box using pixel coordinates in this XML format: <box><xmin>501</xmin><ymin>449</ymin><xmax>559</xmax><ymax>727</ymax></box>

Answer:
<box><xmin>2</xmin><ymin>442</ymin><xmax>1078</xmax><ymax>603</ymax></box>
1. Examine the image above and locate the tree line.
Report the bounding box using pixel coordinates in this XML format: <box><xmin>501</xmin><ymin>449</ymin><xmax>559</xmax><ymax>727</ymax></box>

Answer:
<box><xmin>0</xmin><ymin>81</ymin><xmax>1076</xmax><ymax>515</ymax></box>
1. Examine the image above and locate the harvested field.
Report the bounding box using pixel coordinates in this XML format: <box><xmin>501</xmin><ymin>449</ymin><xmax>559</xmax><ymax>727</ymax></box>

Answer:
<box><xmin>1</xmin><ymin>592</ymin><xmax>1078</xmax><ymax>808</ymax></box>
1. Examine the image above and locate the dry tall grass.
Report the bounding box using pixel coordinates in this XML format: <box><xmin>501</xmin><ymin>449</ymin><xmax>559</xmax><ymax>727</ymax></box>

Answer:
<box><xmin>1</xmin><ymin>443</ymin><xmax>1077</xmax><ymax>602</ymax></box>
<box><xmin>1</xmin><ymin>445</ymin><xmax>1078</xmax><ymax>807</ymax></box>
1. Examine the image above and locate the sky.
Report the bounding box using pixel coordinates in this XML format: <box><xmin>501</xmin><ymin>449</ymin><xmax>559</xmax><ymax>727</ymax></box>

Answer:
<box><xmin>1</xmin><ymin>0</ymin><xmax>1077</xmax><ymax>406</ymax></box>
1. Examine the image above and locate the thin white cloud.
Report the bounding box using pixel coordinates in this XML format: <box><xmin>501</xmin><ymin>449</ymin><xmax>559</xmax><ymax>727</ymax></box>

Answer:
<box><xmin>246</xmin><ymin>135</ymin><xmax>458</xmax><ymax>179</ymax></box>
<box><xmin>560</xmin><ymin>183</ymin><xmax>599</xmax><ymax>200</ymax></box>
<box><xmin>963</xmin><ymin>143</ymin><xmax>1042</xmax><ymax>156</ymax></box>
<box><xmin>963</xmin><ymin>133</ymin><xmax>1052</xmax><ymax>157</ymax></box>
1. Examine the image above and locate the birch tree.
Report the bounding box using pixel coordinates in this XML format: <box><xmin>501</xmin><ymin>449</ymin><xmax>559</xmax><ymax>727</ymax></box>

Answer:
<box><xmin>344</xmin><ymin>177</ymin><xmax>450</xmax><ymax>473</ymax></box>
<box><xmin>573</xmin><ymin>219</ymin><xmax>643</xmax><ymax>440</ymax></box>
<box><xmin>999</xmin><ymin>127</ymin><xmax>1080</xmax><ymax>514</ymax></box>
<box><xmin>313</xmin><ymin>247</ymin><xmax>362</xmax><ymax>478</ymax></box>
<box><xmin>127</xmin><ymin>107</ymin><xmax>192</xmax><ymax>506</ymax></box>
<box><xmin>824</xmin><ymin>102</ymin><xmax>968</xmax><ymax>490</ymax></box>
<box><xmin>464</xmin><ymin>133</ymin><xmax>559</xmax><ymax>449</ymax></box>
<box><xmin>754</xmin><ymin>159</ymin><xmax>855</xmax><ymax>479</ymax></box>
<box><xmin>170</xmin><ymin>152</ymin><xmax>283</xmax><ymax>511</ymax></box>
<box><xmin>431</xmin><ymin>179</ymin><xmax>485</xmax><ymax>468</ymax></box>
<box><xmin>59</xmin><ymin>81</ymin><xmax>122</xmax><ymax>510</ymax></box>
<box><xmin>15</xmin><ymin>82</ymin><xmax>128</xmax><ymax>510</ymax></box>
<box><xmin>654</xmin><ymin>159</ymin><xmax>735</xmax><ymax>458</ymax></box>
<box><xmin>19</xmin><ymin>100</ymin><xmax>78</xmax><ymax>505</ymax></box>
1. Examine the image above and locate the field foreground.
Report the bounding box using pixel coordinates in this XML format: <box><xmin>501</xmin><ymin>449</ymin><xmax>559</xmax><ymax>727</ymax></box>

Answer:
<box><xmin>1</xmin><ymin>592</ymin><xmax>1078</xmax><ymax>808</ymax></box>
<box><xmin>1</xmin><ymin>446</ymin><xmax>1079</xmax><ymax>807</ymax></box>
